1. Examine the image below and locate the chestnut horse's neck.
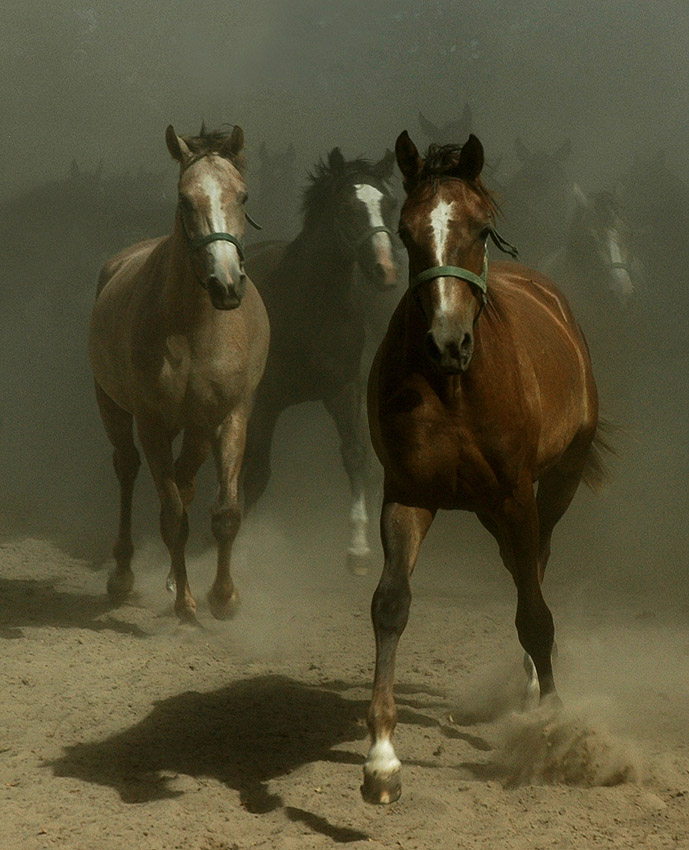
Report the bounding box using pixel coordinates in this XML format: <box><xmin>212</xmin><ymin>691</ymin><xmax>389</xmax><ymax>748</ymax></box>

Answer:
<box><xmin>159</xmin><ymin>213</ymin><xmax>212</xmax><ymax>325</ymax></box>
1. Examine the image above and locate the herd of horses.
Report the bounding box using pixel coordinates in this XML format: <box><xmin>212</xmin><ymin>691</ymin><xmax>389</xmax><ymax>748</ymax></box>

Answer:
<box><xmin>86</xmin><ymin>116</ymin><xmax>667</xmax><ymax>805</ymax></box>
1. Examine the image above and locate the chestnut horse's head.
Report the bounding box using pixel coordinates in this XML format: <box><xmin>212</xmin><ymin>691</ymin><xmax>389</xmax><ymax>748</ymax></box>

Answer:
<box><xmin>303</xmin><ymin>147</ymin><xmax>400</xmax><ymax>289</ymax></box>
<box><xmin>166</xmin><ymin>123</ymin><xmax>254</xmax><ymax>310</ymax></box>
<box><xmin>396</xmin><ymin>131</ymin><xmax>501</xmax><ymax>374</ymax></box>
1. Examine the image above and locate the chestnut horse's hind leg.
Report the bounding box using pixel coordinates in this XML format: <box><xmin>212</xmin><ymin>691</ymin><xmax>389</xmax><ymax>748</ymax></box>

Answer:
<box><xmin>499</xmin><ymin>481</ymin><xmax>560</xmax><ymax>704</ymax></box>
<box><xmin>136</xmin><ymin>417</ymin><xmax>196</xmax><ymax>623</ymax></box>
<box><xmin>362</xmin><ymin>501</ymin><xmax>435</xmax><ymax>805</ymax></box>
<box><xmin>207</xmin><ymin>407</ymin><xmax>249</xmax><ymax>620</ymax></box>
<box><xmin>324</xmin><ymin>382</ymin><xmax>372</xmax><ymax>575</ymax></box>
<box><xmin>94</xmin><ymin>382</ymin><xmax>141</xmax><ymax>603</ymax></box>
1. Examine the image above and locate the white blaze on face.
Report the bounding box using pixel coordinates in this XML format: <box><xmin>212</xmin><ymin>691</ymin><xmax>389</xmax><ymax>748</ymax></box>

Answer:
<box><xmin>429</xmin><ymin>199</ymin><xmax>456</xmax><ymax>311</ymax></box>
<box><xmin>200</xmin><ymin>171</ymin><xmax>242</xmax><ymax>272</ymax></box>
<box><xmin>354</xmin><ymin>183</ymin><xmax>391</xmax><ymax>255</ymax></box>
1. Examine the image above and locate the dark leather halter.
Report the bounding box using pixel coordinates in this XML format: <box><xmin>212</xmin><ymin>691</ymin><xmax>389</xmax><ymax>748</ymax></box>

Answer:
<box><xmin>182</xmin><ymin>211</ymin><xmax>263</xmax><ymax>264</ymax></box>
<box><xmin>336</xmin><ymin>220</ymin><xmax>395</xmax><ymax>260</ymax></box>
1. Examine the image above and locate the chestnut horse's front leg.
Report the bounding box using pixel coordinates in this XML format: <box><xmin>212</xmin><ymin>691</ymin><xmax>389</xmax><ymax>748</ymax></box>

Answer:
<box><xmin>362</xmin><ymin>500</ymin><xmax>435</xmax><ymax>805</ymax></box>
<box><xmin>207</xmin><ymin>405</ymin><xmax>249</xmax><ymax>620</ymax></box>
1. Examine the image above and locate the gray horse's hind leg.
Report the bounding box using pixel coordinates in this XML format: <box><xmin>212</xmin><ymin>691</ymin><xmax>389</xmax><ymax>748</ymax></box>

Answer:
<box><xmin>208</xmin><ymin>406</ymin><xmax>250</xmax><ymax>620</ymax></box>
<box><xmin>94</xmin><ymin>382</ymin><xmax>140</xmax><ymax>603</ymax></box>
<box><xmin>165</xmin><ymin>427</ymin><xmax>212</xmax><ymax>594</ymax></box>
<box><xmin>324</xmin><ymin>381</ymin><xmax>372</xmax><ymax>574</ymax></box>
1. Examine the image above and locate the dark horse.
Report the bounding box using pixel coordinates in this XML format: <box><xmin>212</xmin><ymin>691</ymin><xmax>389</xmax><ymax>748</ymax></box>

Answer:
<box><xmin>361</xmin><ymin>133</ymin><xmax>606</xmax><ymax>804</ymax></box>
<box><xmin>243</xmin><ymin>147</ymin><xmax>399</xmax><ymax>571</ymax></box>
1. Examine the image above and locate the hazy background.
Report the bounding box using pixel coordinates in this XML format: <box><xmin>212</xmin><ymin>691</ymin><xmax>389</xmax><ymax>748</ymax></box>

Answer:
<box><xmin>1</xmin><ymin>0</ymin><xmax>688</xmax><ymax>610</ymax></box>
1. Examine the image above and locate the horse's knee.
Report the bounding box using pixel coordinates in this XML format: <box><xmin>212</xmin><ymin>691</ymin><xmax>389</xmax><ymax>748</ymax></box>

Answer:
<box><xmin>371</xmin><ymin>576</ymin><xmax>411</xmax><ymax>637</ymax></box>
<box><xmin>211</xmin><ymin>503</ymin><xmax>241</xmax><ymax>543</ymax></box>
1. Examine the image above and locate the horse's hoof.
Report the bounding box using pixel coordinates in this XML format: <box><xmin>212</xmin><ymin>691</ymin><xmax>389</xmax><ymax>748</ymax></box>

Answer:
<box><xmin>360</xmin><ymin>768</ymin><xmax>402</xmax><ymax>805</ymax></box>
<box><xmin>208</xmin><ymin>588</ymin><xmax>240</xmax><ymax>620</ymax></box>
<box><xmin>347</xmin><ymin>550</ymin><xmax>371</xmax><ymax>576</ymax></box>
<box><xmin>174</xmin><ymin>597</ymin><xmax>198</xmax><ymax>624</ymax></box>
<box><xmin>106</xmin><ymin>569</ymin><xmax>134</xmax><ymax>604</ymax></box>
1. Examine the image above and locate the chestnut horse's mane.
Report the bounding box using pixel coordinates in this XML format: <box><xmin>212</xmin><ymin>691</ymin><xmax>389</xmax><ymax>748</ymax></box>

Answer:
<box><xmin>419</xmin><ymin>142</ymin><xmax>498</xmax><ymax>215</ymax></box>
<box><xmin>180</xmin><ymin>123</ymin><xmax>246</xmax><ymax>173</ymax></box>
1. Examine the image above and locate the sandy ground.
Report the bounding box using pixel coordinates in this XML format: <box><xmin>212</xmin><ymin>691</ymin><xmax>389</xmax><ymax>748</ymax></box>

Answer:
<box><xmin>2</xmin><ymin>429</ymin><xmax>689</xmax><ymax>850</ymax></box>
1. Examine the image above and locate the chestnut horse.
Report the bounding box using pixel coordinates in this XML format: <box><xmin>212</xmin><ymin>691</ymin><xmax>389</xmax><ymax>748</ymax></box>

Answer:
<box><xmin>89</xmin><ymin>124</ymin><xmax>269</xmax><ymax>622</ymax></box>
<box><xmin>242</xmin><ymin>147</ymin><xmax>398</xmax><ymax>572</ymax></box>
<box><xmin>361</xmin><ymin>133</ymin><xmax>606</xmax><ymax>804</ymax></box>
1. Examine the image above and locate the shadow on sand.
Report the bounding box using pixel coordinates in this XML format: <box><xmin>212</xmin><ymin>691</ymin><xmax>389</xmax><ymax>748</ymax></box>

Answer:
<box><xmin>49</xmin><ymin>674</ymin><xmax>449</xmax><ymax>842</ymax></box>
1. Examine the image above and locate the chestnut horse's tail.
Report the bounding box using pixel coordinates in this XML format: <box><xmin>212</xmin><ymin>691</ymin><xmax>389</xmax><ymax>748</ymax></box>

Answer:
<box><xmin>581</xmin><ymin>418</ymin><xmax>616</xmax><ymax>493</ymax></box>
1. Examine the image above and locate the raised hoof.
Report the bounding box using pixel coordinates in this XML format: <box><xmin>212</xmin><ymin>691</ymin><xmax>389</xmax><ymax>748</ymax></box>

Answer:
<box><xmin>346</xmin><ymin>550</ymin><xmax>372</xmax><ymax>576</ymax></box>
<box><xmin>106</xmin><ymin>569</ymin><xmax>134</xmax><ymax>604</ymax></box>
<box><xmin>208</xmin><ymin>587</ymin><xmax>240</xmax><ymax>620</ymax></box>
<box><xmin>361</xmin><ymin>769</ymin><xmax>402</xmax><ymax>805</ymax></box>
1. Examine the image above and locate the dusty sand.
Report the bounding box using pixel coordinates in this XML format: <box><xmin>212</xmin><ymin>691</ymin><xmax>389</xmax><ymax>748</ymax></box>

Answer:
<box><xmin>2</xmin><ymin>462</ymin><xmax>688</xmax><ymax>850</ymax></box>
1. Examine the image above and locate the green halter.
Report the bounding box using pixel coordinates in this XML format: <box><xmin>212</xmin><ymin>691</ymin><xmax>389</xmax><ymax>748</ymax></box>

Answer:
<box><xmin>409</xmin><ymin>227</ymin><xmax>518</xmax><ymax>306</ymax></box>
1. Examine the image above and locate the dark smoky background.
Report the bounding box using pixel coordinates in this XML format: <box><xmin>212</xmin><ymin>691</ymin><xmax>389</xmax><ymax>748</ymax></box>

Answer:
<box><xmin>1</xmin><ymin>0</ymin><xmax>687</xmax><ymax>610</ymax></box>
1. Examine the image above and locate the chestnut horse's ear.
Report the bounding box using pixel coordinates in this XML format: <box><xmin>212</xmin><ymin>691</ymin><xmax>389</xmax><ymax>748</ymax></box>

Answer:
<box><xmin>223</xmin><ymin>125</ymin><xmax>245</xmax><ymax>158</ymax></box>
<box><xmin>395</xmin><ymin>131</ymin><xmax>423</xmax><ymax>190</ymax></box>
<box><xmin>374</xmin><ymin>149</ymin><xmax>396</xmax><ymax>182</ymax></box>
<box><xmin>457</xmin><ymin>134</ymin><xmax>484</xmax><ymax>181</ymax></box>
<box><xmin>328</xmin><ymin>147</ymin><xmax>346</xmax><ymax>171</ymax></box>
<box><xmin>166</xmin><ymin>125</ymin><xmax>191</xmax><ymax>163</ymax></box>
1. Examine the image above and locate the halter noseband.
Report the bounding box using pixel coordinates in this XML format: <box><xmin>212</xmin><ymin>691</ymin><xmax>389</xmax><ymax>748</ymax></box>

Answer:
<box><xmin>409</xmin><ymin>227</ymin><xmax>519</xmax><ymax>312</ymax></box>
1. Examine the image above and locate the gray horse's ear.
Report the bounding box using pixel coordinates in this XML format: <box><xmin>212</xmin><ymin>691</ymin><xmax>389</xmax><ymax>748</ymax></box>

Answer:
<box><xmin>328</xmin><ymin>147</ymin><xmax>346</xmax><ymax>171</ymax></box>
<box><xmin>457</xmin><ymin>134</ymin><xmax>484</xmax><ymax>181</ymax></box>
<box><xmin>514</xmin><ymin>137</ymin><xmax>530</xmax><ymax>163</ymax></box>
<box><xmin>395</xmin><ymin>131</ymin><xmax>423</xmax><ymax>190</ymax></box>
<box><xmin>224</xmin><ymin>125</ymin><xmax>245</xmax><ymax>157</ymax></box>
<box><xmin>418</xmin><ymin>112</ymin><xmax>439</xmax><ymax>139</ymax></box>
<box><xmin>166</xmin><ymin>125</ymin><xmax>191</xmax><ymax>163</ymax></box>
<box><xmin>374</xmin><ymin>149</ymin><xmax>396</xmax><ymax>181</ymax></box>
<box><xmin>555</xmin><ymin>138</ymin><xmax>572</xmax><ymax>163</ymax></box>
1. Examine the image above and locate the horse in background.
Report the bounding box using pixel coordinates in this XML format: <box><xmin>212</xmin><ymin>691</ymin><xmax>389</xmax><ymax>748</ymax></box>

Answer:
<box><xmin>502</xmin><ymin>137</ymin><xmax>573</xmax><ymax>265</ymax></box>
<box><xmin>362</xmin><ymin>132</ymin><xmax>604</xmax><ymax>804</ymax></box>
<box><xmin>89</xmin><ymin>124</ymin><xmax>269</xmax><ymax>622</ymax></box>
<box><xmin>252</xmin><ymin>141</ymin><xmax>299</xmax><ymax>241</ymax></box>
<box><xmin>243</xmin><ymin>147</ymin><xmax>398</xmax><ymax>573</ymax></box>
<box><xmin>616</xmin><ymin>149</ymin><xmax>689</xmax><ymax>357</ymax></box>
<box><xmin>417</xmin><ymin>105</ymin><xmax>473</xmax><ymax>146</ymax></box>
